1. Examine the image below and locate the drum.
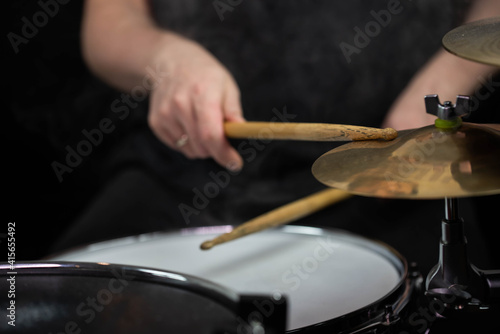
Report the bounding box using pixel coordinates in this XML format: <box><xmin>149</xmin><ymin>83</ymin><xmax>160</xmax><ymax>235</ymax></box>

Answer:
<box><xmin>0</xmin><ymin>261</ymin><xmax>287</xmax><ymax>334</ymax></box>
<box><xmin>51</xmin><ymin>225</ymin><xmax>420</xmax><ymax>333</ymax></box>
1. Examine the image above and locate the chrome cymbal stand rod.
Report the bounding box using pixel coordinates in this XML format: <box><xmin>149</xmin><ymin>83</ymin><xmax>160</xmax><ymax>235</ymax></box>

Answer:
<box><xmin>444</xmin><ymin>197</ymin><xmax>459</xmax><ymax>222</ymax></box>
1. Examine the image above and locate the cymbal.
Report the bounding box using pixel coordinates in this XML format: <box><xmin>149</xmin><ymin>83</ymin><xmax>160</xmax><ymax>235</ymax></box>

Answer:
<box><xmin>311</xmin><ymin>123</ymin><xmax>500</xmax><ymax>199</ymax></box>
<box><xmin>442</xmin><ymin>16</ymin><xmax>500</xmax><ymax>67</ymax></box>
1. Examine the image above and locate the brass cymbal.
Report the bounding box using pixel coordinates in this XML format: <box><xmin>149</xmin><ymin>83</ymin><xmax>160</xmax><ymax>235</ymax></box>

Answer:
<box><xmin>442</xmin><ymin>16</ymin><xmax>500</xmax><ymax>67</ymax></box>
<box><xmin>311</xmin><ymin>123</ymin><xmax>500</xmax><ymax>199</ymax></box>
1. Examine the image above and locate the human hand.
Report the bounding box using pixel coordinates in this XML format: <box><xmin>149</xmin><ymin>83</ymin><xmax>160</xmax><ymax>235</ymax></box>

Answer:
<box><xmin>148</xmin><ymin>34</ymin><xmax>244</xmax><ymax>171</ymax></box>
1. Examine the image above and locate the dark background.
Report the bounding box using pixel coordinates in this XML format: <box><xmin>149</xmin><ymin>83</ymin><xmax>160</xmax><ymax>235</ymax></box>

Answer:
<box><xmin>3</xmin><ymin>1</ymin><xmax>500</xmax><ymax>269</ymax></box>
<box><xmin>3</xmin><ymin>0</ymin><xmax>107</xmax><ymax>261</ymax></box>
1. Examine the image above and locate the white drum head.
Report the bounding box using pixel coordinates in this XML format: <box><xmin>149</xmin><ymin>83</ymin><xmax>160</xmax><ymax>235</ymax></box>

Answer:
<box><xmin>51</xmin><ymin>226</ymin><xmax>405</xmax><ymax>331</ymax></box>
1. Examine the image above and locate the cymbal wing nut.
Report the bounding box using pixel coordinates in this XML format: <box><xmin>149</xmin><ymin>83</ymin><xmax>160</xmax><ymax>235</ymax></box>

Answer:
<box><xmin>424</xmin><ymin>94</ymin><xmax>471</xmax><ymax>121</ymax></box>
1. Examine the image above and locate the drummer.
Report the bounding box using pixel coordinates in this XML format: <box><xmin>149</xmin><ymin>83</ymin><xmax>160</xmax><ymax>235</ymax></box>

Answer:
<box><xmin>52</xmin><ymin>0</ymin><xmax>500</xmax><ymax>271</ymax></box>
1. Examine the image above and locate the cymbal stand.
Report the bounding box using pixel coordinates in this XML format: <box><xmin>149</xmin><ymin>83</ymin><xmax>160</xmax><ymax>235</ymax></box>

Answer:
<box><xmin>425</xmin><ymin>197</ymin><xmax>500</xmax><ymax>304</ymax></box>
<box><xmin>421</xmin><ymin>96</ymin><xmax>500</xmax><ymax>331</ymax></box>
<box><xmin>422</xmin><ymin>197</ymin><xmax>500</xmax><ymax>332</ymax></box>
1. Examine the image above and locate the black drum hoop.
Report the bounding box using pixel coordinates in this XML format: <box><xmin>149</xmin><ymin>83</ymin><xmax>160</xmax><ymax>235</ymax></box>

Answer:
<box><xmin>1</xmin><ymin>261</ymin><xmax>241</xmax><ymax>310</ymax></box>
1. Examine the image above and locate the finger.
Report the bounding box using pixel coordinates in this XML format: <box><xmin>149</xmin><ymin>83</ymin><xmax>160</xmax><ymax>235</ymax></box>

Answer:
<box><xmin>221</xmin><ymin>78</ymin><xmax>245</xmax><ymax>171</ymax></box>
<box><xmin>165</xmin><ymin>120</ymin><xmax>199</xmax><ymax>158</ymax></box>
<box><xmin>149</xmin><ymin>89</ymin><xmax>197</xmax><ymax>158</ymax></box>
<box><xmin>171</xmin><ymin>91</ymin><xmax>210</xmax><ymax>158</ymax></box>
<box><xmin>148</xmin><ymin>91</ymin><xmax>175</xmax><ymax>147</ymax></box>
<box><xmin>194</xmin><ymin>86</ymin><xmax>243</xmax><ymax>171</ymax></box>
<box><xmin>153</xmin><ymin>112</ymin><xmax>198</xmax><ymax>158</ymax></box>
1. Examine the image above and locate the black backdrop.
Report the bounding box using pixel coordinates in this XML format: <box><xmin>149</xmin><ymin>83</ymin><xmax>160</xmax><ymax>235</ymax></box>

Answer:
<box><xmin>3</xmin><ymin>1</ymin><xmax>500</xmax><ymax>268</ymax></box>
<box><xmin>3</xmin><ymin>0</ymin><xmax>102</xmax><ymax>261</ymax></box>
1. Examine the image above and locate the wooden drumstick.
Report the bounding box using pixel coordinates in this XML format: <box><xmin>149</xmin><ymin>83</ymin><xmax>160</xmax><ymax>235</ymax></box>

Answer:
<box><xmin>200</xmin><ymin>188</ymin><xmax>353</xmax><ymax>250</ymax></box>
<box><xmin>224</xmin><ymin>122</ymin><xmax>398</xmax><ymax>141</ymax></box>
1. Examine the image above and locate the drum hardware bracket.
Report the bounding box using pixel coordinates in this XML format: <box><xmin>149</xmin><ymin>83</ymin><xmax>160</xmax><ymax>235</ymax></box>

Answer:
<box><xmin>347</xmin><ymin>265</ymin><xmax>424</xmax><ymax>334</ymax></box>
<box><xmin>238</xmin><ymin>294</ymin><xmax>288</xmax><ymax>334</ymax></box>
<box><xmin>425</xmin><ymin>198</ymin><xmax>500</xmax><ymax>313</ymax></box>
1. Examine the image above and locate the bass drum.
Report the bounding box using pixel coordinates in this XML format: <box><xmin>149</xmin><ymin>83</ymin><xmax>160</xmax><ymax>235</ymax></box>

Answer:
<box><xmin>51</xmin><ymin>225</ymin><xmax>421</xmax><ymax>333</ymax></box>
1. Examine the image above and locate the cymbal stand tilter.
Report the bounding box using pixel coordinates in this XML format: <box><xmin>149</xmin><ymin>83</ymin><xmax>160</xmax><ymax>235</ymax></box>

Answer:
<box><xmin>423</xmin><ymin>96</ymin><xmax>500</xmax><ymax>332</ymax></box>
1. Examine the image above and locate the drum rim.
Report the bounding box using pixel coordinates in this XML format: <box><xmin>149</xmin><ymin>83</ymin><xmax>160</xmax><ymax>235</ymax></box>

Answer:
<box><xmin>0</xmin><ymin>261</ymin><xmax>241</xmax><ymax>310</ymax></box>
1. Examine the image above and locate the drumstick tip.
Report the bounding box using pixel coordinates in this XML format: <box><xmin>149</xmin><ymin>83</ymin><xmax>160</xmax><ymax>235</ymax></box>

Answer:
<box><xmin>383</xmin><ymin>128</ymin><xmax>398</xmax><ymax>140</ymax></box>
<box><xmin>200</xmin><ymin>241</ymin><xmax>213</xmax><ymax>250</ymax></box>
